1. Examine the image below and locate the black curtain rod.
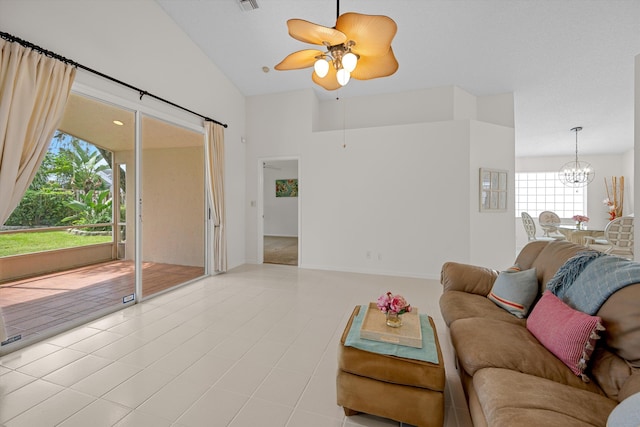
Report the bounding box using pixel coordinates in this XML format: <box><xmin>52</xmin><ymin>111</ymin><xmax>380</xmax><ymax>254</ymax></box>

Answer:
<box><xmin>0</xmin><ymin>31</ymin><xmax>228</xmax><ymax>128</ymax></box>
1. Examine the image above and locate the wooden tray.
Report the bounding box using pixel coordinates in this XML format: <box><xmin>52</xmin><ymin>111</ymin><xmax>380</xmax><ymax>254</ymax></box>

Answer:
<box><xmin>359</xmin><ymin>302</ymin><xmax>422</xmax><ymax>348</ymax></box>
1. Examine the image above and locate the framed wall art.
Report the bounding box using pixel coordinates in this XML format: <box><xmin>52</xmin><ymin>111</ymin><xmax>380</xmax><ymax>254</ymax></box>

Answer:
<box><xmin>479</xmin><ymin>168</ymin><xmax>507</xmax><ymax>212</ymax></box>
<box><xmin>275</xmin><ymin>179</ymin><xmax>298</xmax><ymax>197</ymax></box>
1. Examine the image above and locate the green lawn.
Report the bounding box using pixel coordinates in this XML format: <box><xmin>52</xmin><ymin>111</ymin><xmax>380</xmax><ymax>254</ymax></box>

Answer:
<box><xmin>0</xmin><ymin>230</ymin><xmax>112</xmax><ymax>257</ymax></box>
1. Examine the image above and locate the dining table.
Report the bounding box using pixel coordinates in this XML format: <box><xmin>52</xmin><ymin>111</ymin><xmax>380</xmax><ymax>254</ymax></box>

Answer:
<box><xmin>557</xmin><ymin>225</ymin><xmax>605</xmax><ymax>246</ymax></box>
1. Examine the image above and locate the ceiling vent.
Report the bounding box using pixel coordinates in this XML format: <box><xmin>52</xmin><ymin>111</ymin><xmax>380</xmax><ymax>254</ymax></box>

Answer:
<box><xmin>237</xmin><ymin>0</ymin><xmax>259</xmax><ymax>11</ymax></box>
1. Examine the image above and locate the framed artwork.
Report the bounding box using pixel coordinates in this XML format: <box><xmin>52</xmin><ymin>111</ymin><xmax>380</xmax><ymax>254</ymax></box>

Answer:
<box><xmin>479</xmin><ymin>168</ymin><xmax>507</xmax><ymax>212</ymax></box>
<box><xmin>276</xmin><ymin>179</ymin><xmax>298</xmax><ymax>197</ymax></box>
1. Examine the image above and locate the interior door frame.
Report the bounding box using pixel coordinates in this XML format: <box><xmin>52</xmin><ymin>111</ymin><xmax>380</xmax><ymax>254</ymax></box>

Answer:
<box><xmin>257</xmin><ymin>156</ymin><xmax>301</xmax><ymax>265</ymax></box>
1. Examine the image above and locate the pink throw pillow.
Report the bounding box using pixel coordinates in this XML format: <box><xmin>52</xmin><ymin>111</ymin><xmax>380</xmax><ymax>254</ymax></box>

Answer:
<box><xmin>526</xmin><ymin>290</ymin><xmax>604</xmax><ymax>381</ymax></box>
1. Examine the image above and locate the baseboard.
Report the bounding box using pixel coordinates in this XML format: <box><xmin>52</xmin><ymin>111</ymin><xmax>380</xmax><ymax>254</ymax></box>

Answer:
<box><xmin>298</xmin><ymin>263</ymin><xmax>440</xmax><ymax>281</ymax></box>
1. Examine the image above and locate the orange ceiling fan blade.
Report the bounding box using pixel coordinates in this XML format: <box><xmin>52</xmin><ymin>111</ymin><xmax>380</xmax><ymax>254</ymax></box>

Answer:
<box><xmin>336</xmin><ymin>12</ymin><xmax>397</xmax><ymax>57</ymax></box>
<box><xmin>287</xmin><ymin>19</ymin><xmax>347</xmax><ymax>46</ymax></box>
<box><xmin>275</xmin><ymin>49</ymin><xmax>324</xmax><ymax>70</ymax></box>
<box><xmin>351</xmin><ymin>48</ymin><xmax>399</xmax><ymax>80</ymax></box>
<box><xmin>312</xmin><ymin>65</ymin><xmax>342</xmax><ymax>91</ymax></box>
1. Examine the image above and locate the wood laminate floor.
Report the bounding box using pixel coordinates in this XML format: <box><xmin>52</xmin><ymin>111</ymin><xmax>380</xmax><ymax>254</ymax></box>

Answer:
<box><xmin>264</xmin><ymin>236</ymin><xmax>298</xmax><ymax>266</ymax></box>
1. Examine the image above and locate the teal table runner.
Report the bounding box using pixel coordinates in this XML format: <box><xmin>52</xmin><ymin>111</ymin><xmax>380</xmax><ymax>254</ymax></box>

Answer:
<box><xmin>344</xmin><ymin>305</ymin><xmax>439</xmax><ymax>364</ymax></box>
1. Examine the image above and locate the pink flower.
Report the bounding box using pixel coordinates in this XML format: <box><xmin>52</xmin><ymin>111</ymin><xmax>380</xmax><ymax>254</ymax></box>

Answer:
<box><xmin>377</xmin><ymin>291</ymin><xmax>411</xmax><ymax>315</ymax></box>
<box><xmin>377</xmin><ymin>292</ymin><xmax>392</xmax><ymax>313</ymax></box>
<box><xmin>390</xmin><ymin>295</ymin><xmax>408</xmax><ymax>313</ymax></box>
<box><xmin>572</xmin><ymin>215</ymin><xmax>589</xmax><ymax>223</ymax></box>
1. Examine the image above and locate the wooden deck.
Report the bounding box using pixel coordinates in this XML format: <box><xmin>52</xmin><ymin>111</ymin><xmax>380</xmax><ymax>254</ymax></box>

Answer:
<box><xmin>0</xmin><ymin>261</ymin><xmax>204</xmax><ymax>343</ymax></box>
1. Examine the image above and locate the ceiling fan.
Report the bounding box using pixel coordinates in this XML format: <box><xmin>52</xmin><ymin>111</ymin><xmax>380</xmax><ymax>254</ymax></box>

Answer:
<box><xmin>274</xmin><ymin>0</ymin><xmax>398</xmax><ymax>90</ymax></box>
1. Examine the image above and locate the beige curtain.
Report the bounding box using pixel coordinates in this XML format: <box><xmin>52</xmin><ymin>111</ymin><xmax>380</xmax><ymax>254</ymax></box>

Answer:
<box><xmin>0</xmin><ymin>39</ymin><xmax>76</xmax><ymax>223</ymax></box>
<box><xmin>205</xmin><ymin>121</ymin><xmax>227</xmax><ymax>272</ymax></box>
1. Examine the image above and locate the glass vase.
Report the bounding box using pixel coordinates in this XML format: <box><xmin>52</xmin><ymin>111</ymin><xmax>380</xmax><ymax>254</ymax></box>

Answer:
<box><xmin>576</xmin><ymin>221</ymin><xmax>582</xmax><ymax>230</ymax></box>
<box><xmin>386</xmin><ymin>311</ymin><xmax>403</xmax><ymax>328</ymax></box>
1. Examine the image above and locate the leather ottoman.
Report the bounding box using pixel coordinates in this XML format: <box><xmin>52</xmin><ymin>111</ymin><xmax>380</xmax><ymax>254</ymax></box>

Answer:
<box><xmin>337</xmin><ymin>305</ymin><xmax>446</xmax><ymax>427</ymax></box>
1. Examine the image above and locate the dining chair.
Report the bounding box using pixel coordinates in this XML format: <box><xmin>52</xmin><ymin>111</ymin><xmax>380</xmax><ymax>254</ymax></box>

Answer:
<box><xmin>538</xmin><ymin>211</ymin><xmax>566</xmax><ymax>240</ymax></box>
<box><xmin>585</xmin><ymin>216</ymin><xmax>634</xmax><ymax>259</ymax></box>
<box><xmin>521</xmin><ymin>212</ymin><xmax>559</xmax><ymax>242</ymax></box>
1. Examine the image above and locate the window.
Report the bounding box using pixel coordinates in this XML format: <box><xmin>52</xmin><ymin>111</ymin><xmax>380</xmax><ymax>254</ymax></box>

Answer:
<box><xmin>515</xmin><ymin>172</ymin><xmax>586</xmax><ymax>218</ymax></box>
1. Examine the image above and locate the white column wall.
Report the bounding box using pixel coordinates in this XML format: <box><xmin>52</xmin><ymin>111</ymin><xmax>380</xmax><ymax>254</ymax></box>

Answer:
<box><xmin>469</xmin><ymin>121</ymin><xmax>516</xmax><ymax>268</ymax></box>
<box><xmin>245</xmin><ymin>90</ymin><xmax>314</xmax><ymax>262</ymax></box>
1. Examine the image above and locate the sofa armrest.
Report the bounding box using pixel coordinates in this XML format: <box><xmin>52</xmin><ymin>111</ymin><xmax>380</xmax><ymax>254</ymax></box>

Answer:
<box><xmin>440</xmin><ymin>262</ymin><xmax>499</xmax><ymax>296</ymax></box>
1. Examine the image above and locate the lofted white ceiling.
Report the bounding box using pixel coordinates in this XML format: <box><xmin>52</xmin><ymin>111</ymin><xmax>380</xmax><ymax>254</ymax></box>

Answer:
<box><xmin>156</xmin><ymin>0</ymin><xmax>640</xmax><ymax>158</ymax></box>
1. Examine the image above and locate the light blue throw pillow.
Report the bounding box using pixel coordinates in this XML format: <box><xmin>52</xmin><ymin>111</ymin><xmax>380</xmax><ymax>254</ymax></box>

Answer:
<box><xmin>488</xmin><ymin>266</ymin><xmax>539</xmax><ymax>318</ymax></box>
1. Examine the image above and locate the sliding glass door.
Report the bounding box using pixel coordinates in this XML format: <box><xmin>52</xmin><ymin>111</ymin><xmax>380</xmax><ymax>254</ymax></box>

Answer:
<box><xmin>140</xmin><ymin>114</ymin><xmax>206</xmax><ymax>298</ymax></box>
<box><xmin>0</xmin><ymin>92</ymin><xmax>208</xmax><ymax>354</ymax></box>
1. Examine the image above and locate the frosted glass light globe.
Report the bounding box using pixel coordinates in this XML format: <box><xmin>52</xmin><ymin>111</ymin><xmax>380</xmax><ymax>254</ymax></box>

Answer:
<box><xmin>314</xmin><ymin>59</ymin><xmax>329</xmax><ymax>78</ymax></box>
<box><xmin>342</xmin><ymin>52</ymin><xmax>357</xmax><ymax>72</ymax></box>
<box><xmin>336</xmin><ymin>68</ymin><xmax>350</xmax><ymax>86</ymax></box>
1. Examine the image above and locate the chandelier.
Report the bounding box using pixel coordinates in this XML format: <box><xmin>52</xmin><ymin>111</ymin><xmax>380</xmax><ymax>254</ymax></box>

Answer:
<box><xmin>558</xmin><ymin>126</ymin><xmax>594</xmax><ymax>188</ymax></box>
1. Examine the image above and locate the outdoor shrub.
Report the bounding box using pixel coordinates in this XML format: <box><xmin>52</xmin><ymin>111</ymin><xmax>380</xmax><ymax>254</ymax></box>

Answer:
<box><xmin>4</xmin><ymin>189</ymin><xmax>75</xmax><ymax>226</ymax></box>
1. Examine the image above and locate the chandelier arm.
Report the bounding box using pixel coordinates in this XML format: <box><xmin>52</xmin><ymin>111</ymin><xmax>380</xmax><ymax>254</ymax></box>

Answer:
<box><xmin>575</xmin><ymin>127</ymin><xmax>579</xmax><ymax>165</ymax></box>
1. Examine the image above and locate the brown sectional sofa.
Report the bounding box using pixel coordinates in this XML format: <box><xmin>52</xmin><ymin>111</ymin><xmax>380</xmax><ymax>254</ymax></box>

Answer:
<box><xmin>439</xmin><ymin>240</ymin><xmax>640</xmax><ymax>427</ymax></box>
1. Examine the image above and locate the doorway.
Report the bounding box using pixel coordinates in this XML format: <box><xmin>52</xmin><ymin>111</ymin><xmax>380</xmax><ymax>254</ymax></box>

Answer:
<box><xmin>262</xmin><ymin>159</ymin><xmax>299</xmax><ymax>266</ymax></box>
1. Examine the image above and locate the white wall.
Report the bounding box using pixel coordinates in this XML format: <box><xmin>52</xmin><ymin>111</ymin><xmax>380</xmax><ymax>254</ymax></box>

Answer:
<box><xmin>469</xmin><ymin>120</ymin><xmax>516</xmax><ymax>267</ymax></box>
<box><xmin>635</xmin><ymin>54</ymin><xmax>640</xmax><ymax>258</ymax></box>
<box><xmin>263</xmin><ymin>160</ymin><xmax>298</xmax><ymax>237</ymax></box>
<box><xmin>623</xmin><ymin>149</ymin><xmax>635</xmax><ymax>213</ymax></box>
<box><xmin>0</xmin><ymin>0</ymin><xmax>247</xmax><ymax>269</ymax></box>
<box><xmin>247</xmin><ymin>86</ymin><xmax>515</xmax><ymax>278</ymax></box>
<box><xmin>245</xmin><ymin>90</ymin><xmax>315</xmax><ymax>262</ymax></box>
<box><xmin>142</xmin><ymin>147</ymin><xmax>204</xmax><ymax>266</ymax></box>
<box><xmin>303</xmin><ymin>121</ymin><xmax>470</xmax><ymax>277</ymax></box>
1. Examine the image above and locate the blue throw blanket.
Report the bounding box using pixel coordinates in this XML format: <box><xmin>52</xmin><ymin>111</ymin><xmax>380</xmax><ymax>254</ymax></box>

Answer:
<box><xmin>546</xmin><ymin>252</ymin><xmax>640</xmax><ymax>314</ymax></box>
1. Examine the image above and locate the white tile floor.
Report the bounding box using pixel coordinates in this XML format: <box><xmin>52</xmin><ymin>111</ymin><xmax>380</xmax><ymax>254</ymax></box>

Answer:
<box><xmin>0</xmin><ymin>264</ymin><xmax>473</xmax><ymax>427</ymax></box>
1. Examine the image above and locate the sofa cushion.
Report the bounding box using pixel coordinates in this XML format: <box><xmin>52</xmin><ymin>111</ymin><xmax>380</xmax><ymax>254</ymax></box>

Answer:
<box><xmin>473</xmin><ymin>368</ymin><xmax>617</xmax><ymax>427</ymax></box>
<box><xmin>440</xmin><ymin>261</ymin><xmax>499</xmax><ymax>295</ymax></box>
<box><xmin>527</xmin><ymin>290</ymin><xmax>604</xmax><ymax>380</ymax></box>
<box><xmin>589</xmin><ymin>347</ymin><xmax>634</xmax><ymax>401</ymax></box>
<box><xmin>439</xmin><ymin>291</ymin><xmax>525</xmax><ymax>327</ymax></box>
<box><xmin>597</xmin><ymin>283</ymin><xmax>640</xmax><ymax>368</ymax></box>
<box><xmin>450</xmin><ymin>317</ymin><xmax>603</xmax><ymax>394</ymax></box>
<box><xmin>528</xmin><ymin>240</ymin><xmax>585</xmax><ymax>291</ymax></box>
<box><xmin>619</xmin><ymin>372</ymin><xmax>640</xmax><ymax>401</ymax></box>
<box><xmin>488</xmin><ymin>266</ymin><xmax>538</xmax><ymax>318</ymax></box>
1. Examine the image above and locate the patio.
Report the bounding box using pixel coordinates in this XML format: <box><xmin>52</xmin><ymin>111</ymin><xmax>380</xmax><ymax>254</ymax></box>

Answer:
<box><xmin>0</xmin><ymin>261</ymin><xmax>204</xmax><ymax>346</ymax></box>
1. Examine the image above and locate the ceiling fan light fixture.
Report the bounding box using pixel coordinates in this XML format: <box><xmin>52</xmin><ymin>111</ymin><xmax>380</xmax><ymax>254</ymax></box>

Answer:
<box><xmin>336</xmin><ymin>68</ymin><xmax>350</xmax><ymax>86</ymax></box>
<box><xmin>275</xmin><ymin>0</ymin><xmax>397</xmax><ymax>90</ymax></box>
<box><xmin>314</xmin><ymin>58</ymin><xmax>329</xmax><ymax>78</ymax></box>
